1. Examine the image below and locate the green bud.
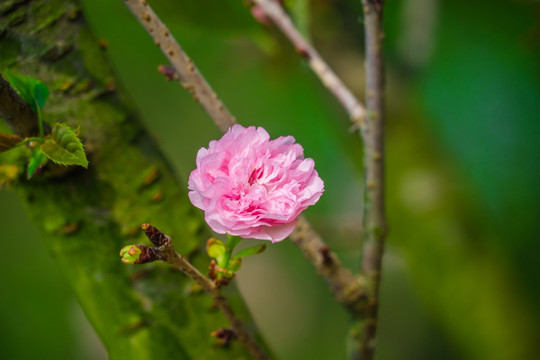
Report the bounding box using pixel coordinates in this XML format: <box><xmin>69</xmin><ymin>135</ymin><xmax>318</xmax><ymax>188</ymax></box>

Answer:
<box><xmin>206</xmin><ymin>238</ymin><xmax>226</xmax><ymax>265</ymax></box>
<box><xmin>120</xmin><ymin>245</ymin><xmax>142</xmax><ymax>264</ymax></box>
<box><xmin>228</xmin><ymin>257</ymin><xmax>242</xmax><ymax>272</ymax></box>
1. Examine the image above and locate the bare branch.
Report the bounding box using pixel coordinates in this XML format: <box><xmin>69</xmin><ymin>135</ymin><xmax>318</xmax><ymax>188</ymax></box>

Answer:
<box><xmin>358</xmin><ymin>0</ymin><xmax>388</xmax><ymax>359</ymax></box>
<box><xmin>252</xmin><ymin>0</ymin><xmax>366</xmax><ymax>132</ymax></box>
<box><xmin>0</xmin><ymin>74</ymin><xmax>40</xmax><ymax>137</ymax></box>
<box><xmin>139</xmin><ymin>225</ymin><xmax>271</xmax><ymax>360</ymax></box>
<box><xmin>162</xmin><ymin>250</ymin><xmax>272</xmax><ymax>360</ymax></box>
<box><xmin>291</xmin><ymin>217</ymin><xmax>366</xmax><ymax>317</ymax></box>
<box><xmin>124</xmin><ymin>0</ymin><xmax>235</xmax><ymax>133</ymax></box>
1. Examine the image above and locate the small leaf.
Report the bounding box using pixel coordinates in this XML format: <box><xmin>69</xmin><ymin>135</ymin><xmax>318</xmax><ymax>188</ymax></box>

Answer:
<box><xmin>33</xmin><ymin>82</ymin><xmax>50</xmax><ymax>110</ymax></box>
<box><xmin>5</xmin><ymin>70</ymin><xmax>49</xmax><ymax>111</ymax></box>
<box><xmin>227</xmin><ymin>257</ymin><xmax>242</xmax><ymax>272</ymax></box>
<box><xmin>27</xmin><ymin>147</ymin><xmax>48</xmax><ymax>179</ymax></box>
<box><xmin>0</xmin><ymin>133</ymin><xmax>23</xmax><ymax>152</ymax></box>
<box><xmin>234</xmin><ymin>244</ymin><xmax>266</xmax><ymax>259</ymax></box>
<box><xmin>206</xmin><ymin>238</ymin><xmax>226</xmax><ymax>264</ymax></box>
<box><xmin>41</xmin><ymin>123</ymin><xmax>88</xmax><ymax>168</ymax></box>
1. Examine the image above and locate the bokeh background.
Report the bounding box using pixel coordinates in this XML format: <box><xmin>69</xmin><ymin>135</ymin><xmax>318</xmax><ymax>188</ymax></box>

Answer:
<box><xmin>1</xmin><ymin>0</ymin><xmax>539</xmax><ymax>359</ymax></box>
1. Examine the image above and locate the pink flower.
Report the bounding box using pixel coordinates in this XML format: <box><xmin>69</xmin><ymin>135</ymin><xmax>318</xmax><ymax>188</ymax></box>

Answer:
<box><xmin>188</xmin><ymin>124</ymin><xmax>324</xmax><ymax>242</ymax></box>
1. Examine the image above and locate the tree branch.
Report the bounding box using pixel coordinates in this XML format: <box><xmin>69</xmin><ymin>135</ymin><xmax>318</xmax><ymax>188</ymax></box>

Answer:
<box><xmin>123</xmin><ymin>0</ymin><xmax>366</xmax><ymax>318</ymax></box>
<box><xmin>251</xmin><ymin>0</ymin><xmax>366</xmax><ymax>132</ymax></box>
<box><xmin>358</xmin><ymin>0</ymin><xmax>387</xmax><ymax>359</ymax></box>
<box><xmin>137</xmin><ymin>225</ymin><xmax>271</xmax><ymax>360</ymax></box>
<box><xmin>0</xmin><ymin>74</ymin><xmax>39</xmax><ymax>137</ymax></box>
<box><xmin>290</xmin><ymin>217</ymin><xmax>366</xmax><ymax>317</ymax></box>
<box><xmin>123</xmin><ymin>0</ymin><xmax>235</xmax><ymax>133</ymax></box>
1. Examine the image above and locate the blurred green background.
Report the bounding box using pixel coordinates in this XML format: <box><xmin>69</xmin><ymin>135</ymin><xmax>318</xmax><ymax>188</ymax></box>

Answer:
<box><xmin>1</xmin><ymin>0</ymin><xmax>539</xmax><ymax>359</ymax></box>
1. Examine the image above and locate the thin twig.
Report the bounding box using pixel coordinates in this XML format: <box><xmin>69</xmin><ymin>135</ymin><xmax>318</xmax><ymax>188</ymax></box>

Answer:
<box><xmin>358</xmin><ymin>0</ymin><xmax>387</xmax><ymax>359</ymax></box>
<box><xmin>291</xmin><ymin>217</ymin><xmax>366</xmax><ymax>317</ymax></box>
<box><xmin>252</xmin><ymin>0</ymin><xmax>366</xmax><ymax>132</ymax></box>
<box><xmin>138</xmin><ymin>224</ymin><xmax>271</xmax><ymax>360</ymax></box>
<box><xmin>161</xmin><ymin>249</ymin><xmax>271</xmax><ymax>360</ymax></box>
<box><xmin>124</xmin><ymin>0</ymin><xmax>367</xmax><ymax>317</ymax></box>
<box><xmin>0</xmin><ymin>74</ymin><xmax>40</xmax><ymax>137</ymax></box>
<box><xmin>124</xmin><ymin>0</ymin><xmax>235</xmax><ymax>133</ymax></box>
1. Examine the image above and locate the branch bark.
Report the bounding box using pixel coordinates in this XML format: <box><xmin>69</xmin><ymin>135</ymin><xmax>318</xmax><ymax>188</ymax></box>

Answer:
<box><xmin>123</xmin><ymin>0</ymin><xmax>366</xmax><ymax>318</ymax></box>
<box><xmin>358</xmin><ymin>1</ymin><xmax>387</xmax><ymax>359</ymax></box>
<box><xmin>290</xmin><ymin>217</ymin><xmax>366</xmax><ymax>317</ymax></box>
<box><xmin>0</xmin><ymin>75</ymin><xmax>39</xmax><ymax>137</ymax></box>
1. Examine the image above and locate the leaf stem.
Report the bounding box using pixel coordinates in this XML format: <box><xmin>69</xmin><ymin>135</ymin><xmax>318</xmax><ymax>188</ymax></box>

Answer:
<box><xmin>223</xmin><ymin>235</ymin><xmax>243</xmax><ymax>267</ymax></box>
<box><xmin>35</xmin><ymin>100</ymin><xmax>44</xmax><ymax>139</ymax></box>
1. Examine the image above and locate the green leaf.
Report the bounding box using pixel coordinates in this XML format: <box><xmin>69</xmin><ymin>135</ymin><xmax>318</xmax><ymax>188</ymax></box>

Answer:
<box><xmin>206</xmin><ymin>238</ymin><xmax>226</xmax><ymax>264</ymax></box>
<box><xmin>33</xmin><ymin>82</ymin><xmax>50</xmax><ymax>110</ymax></box>
<box><xmin>0</xmin><ymin>133</ymin><xmax>23</xmax><ymax>152</ymax></box>
<box><xmin>41</xmin><ymin>123</ymin><xmax>88</xmax><ymax>168</ymax></box>
<box><xmin>27</xmin><ymin>147</ymin><xmax>48</xmax><ymax>179</ymax></box>
<box><xmin>234</xmin><ymin>244</ymin><xmax>266</xmax><ymax>259</ymax></box>
<box><xmin>228</xmin><ymin>257</ymin><xmax>242</xmax><ymax>273</ymax></box>
<box><xmin>4</xmin><ymin>70</ymin><xmax>49</xmax><ymax>111</ymax></box>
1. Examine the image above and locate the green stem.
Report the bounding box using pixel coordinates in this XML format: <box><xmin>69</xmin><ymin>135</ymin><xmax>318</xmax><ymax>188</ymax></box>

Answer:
<box><xmin>35</xmin><ymin>100</ymin><xmax>44</xmax><ymax>139</ymax></box>
<box><xmin>9</xmin><ymin>137</ymin><xmax>43</xmax><ymax>150</ymax></box>
<box><xmin>222</xmin><ymin>235</ymin><xmax>243</xmax><ymax>268</ymax></box>
<box><xmin>23</xmin><ymin>137</ymin><xmax>43</xmax><ymax>144</ymax></box>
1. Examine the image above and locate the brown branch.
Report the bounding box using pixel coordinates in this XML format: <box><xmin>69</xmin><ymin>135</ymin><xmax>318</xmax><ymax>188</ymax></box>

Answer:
<box><xmin>138</xmin><ymin>225</ymin><xmax>271</xmax><ymax>360</ymax></box>
<box><xmin>251</xmin><ymin>0</ymin><xmax>366</xmax><ymax>132</ymax></box>
<box><xmin>358</xmin><ymin>1</ymin><xmax>387</xmax><ymax>359</ymax></box>
<box><xmin>124</xmin><ymin>0</ymin><xmax>367</xmax><ymax>318</ymax></box>
<box><xmin>0</xmin><ymin>74</ymin><xmax>40</xmax><ymax>137</ymax></box>
<box><xmin>123</xmin><ymin>0</ymin><xmax>235</xmax><ymax>133</ymax></box>
<box><xmin>290</xmin><ymin>217</ymin><xmax>366</xmax><ymax>317</ymax></box>
<box><xmin>163</xmin><ymin>251</ymin><xmax>272</xmax><ymax>360</ymax></box>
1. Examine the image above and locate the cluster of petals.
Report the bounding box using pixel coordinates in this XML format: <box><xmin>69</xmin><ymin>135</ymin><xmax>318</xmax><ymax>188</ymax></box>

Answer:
<box><xmin>188</xmin><ymin>124</ymin><xmax>324</xmax><ymax>242</ymax></box>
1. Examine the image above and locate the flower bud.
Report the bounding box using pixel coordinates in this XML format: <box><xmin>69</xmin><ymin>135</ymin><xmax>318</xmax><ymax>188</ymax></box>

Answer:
<box><xmin>120</xmin><ymin>245</ymin><xmax>161</xmax><ymax>264</ymax></box>
<box><xmin>211</xmin><ymin>328</ymin><xmax>236</xmax><ymax>346</ymax></box>
<box><xmin>120</xmin><ymin>245</ymin><xmax>142</xmax><ymax>264</ymax></box>
<box><xmin>141</xmin><ymin>224</ymin><xmax>170</xmax><ymax>246</ymax></box>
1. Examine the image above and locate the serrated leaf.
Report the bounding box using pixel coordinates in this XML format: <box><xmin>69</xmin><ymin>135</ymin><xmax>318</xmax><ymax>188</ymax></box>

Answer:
<box><xmin>4</xmin><ymin>70</ymin><xmax>49</xmax><ymax>111</ymax></box>
<box><xmin>0</xmin><ymin>133</ymin><xmax>23</xmax><ymax>152</ymax></box>
<box><xmin>41</xmin><ymin>142</ymin><xmax>88</xmax><ymax>168</ymax></box>
<box><xmin>27</xmin><ymin>147</ymin><xmax>48</xmax><ymax>179</ymax></box>
<box><xmin>234</xmin><ymin>244</ymin><xmax>266</xmax><ymax>259</ymax></box>
<box><xmin>41</xmin><ymin>123</ymin><xmax>88</xmax><ymax>168</ymax></box>
<box><xmin>206</xmin><ymin>238</ymin><xmax>226</xmax><ymax>264</ymax></box>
